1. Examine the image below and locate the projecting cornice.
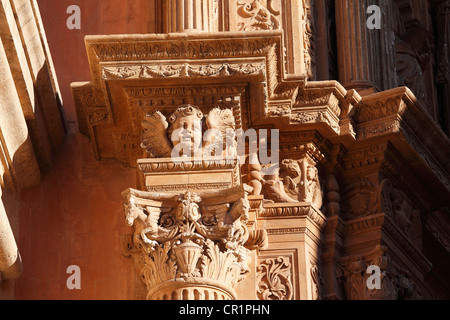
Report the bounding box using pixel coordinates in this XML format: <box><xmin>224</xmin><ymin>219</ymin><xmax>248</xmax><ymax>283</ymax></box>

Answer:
<box><xmin>353</xmin><ymin>87</ymin><xmax>450</xmax><ymax>193</ymax></box>
<box><xmin>72</xmin><ymin>32</ymin><xmax>450</xmax><ymax>200</ymax></box>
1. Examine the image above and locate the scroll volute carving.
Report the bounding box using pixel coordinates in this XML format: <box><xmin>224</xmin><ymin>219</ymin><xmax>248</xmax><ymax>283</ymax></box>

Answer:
<box><xmin>236</xmin><ymin>0</ymin><xmax>281</xmax><ymax>31</ymax></box>
<box><xmin>257</xmin><ymin>257</ymin><xmax>293</xmax><ymax>300</ymax></box>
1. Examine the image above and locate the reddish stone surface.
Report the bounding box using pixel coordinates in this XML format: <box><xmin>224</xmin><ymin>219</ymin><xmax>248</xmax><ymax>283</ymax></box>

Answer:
<box><xmin>15</xmin><ymin>125</ymin><xmax>136</xmax><ymax>299</ymax></box>
<box><xmin>35</xmin><ymin>0</ymin><xmax>155</xmax><ymax>122</ymax></box>
<box><xmin>11</xmin><ymin>1</ymin><xmax>155</xmax><ymax>299</ymax></box>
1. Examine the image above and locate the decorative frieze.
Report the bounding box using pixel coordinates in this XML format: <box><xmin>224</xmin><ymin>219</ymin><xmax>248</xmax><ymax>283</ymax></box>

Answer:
<box><xmin>236</xmin><ymin>0</ymin><xmax>281</xmax><ymax>31</ymax></box>
<box><xmin>102</xmin><ymin>61</ymin><xmax>265</xmax><ymax>80</ymax></box>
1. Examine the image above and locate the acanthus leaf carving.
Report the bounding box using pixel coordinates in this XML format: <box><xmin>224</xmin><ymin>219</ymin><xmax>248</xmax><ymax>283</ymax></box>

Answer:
<box><xmin>337</xmin><ymin>246</ymin><xmax>423</xmax><ymax>300</ymax></box>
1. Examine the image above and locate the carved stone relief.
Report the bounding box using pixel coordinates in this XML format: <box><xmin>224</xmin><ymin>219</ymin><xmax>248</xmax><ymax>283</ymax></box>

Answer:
<box><xmin>256</xmin><ymin>256</ymin><xmax>293</xmax><ymax>300</ymax></box>
<box><xmin>342</xmin><ymin>176</ymin><xmax>380</xmax><ymax>219</ymax></box>
<box><xmin>310</xmin><ymin>263</ymin><xmax>323</xmax><ymax>300</ymax></box>
<box><xmin>140</xmin><ymin>104</ymin><xmax>236</xmax><ymax>159</ymax></box>
<box><xmin>301</xmin><ymin>0</ymin><xmax>315</xmax><ymax>78</ymax></box>
<box><xmin>236</xmin><ymin>0</ymin><xmax>281</xmax><ymax>31</ymax></box>
<box><xmin>70</xmin><ymin>8</ymin><xmax>450</xmax><ymax>300</ymax></box>
<box><xmin>102</xmin><ymin>61</ymin><xmax>265</xmax><ymax>80</ymax></box>
<box><xmin>337</xmin><ymin>245</ymin><xmax>421</xmax><ymax>300</ymax></box>
<box><xmin>381</xmin><ymin>179</ymin><xmax>422</xmax><ymax>250</ymax></box>
<box><xmin>123</xmin><ymin>185</ymin><xmax>259</xmax><ymax>300</ymax></box>
<box><xmin>260</xmin><ymin>157</ymin><xmax>322</xmax><ymax>209</ymax></box>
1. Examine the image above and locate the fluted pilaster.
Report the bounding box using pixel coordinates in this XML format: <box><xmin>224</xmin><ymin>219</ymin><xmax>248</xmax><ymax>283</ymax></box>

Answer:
<box><xmin>335</xmin><ymin>0</ymin><xmax>396</xmax><ymax>93</ymax></box>
<box><xmin>164</xmin><ymin>0</ymin><xmax>217</xmax><ymax>33</ymax></box>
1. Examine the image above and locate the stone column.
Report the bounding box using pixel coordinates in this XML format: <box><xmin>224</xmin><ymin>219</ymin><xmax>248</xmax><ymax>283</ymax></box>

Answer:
<box><xmin>0</xmin><ymin>25</ymin><xmax>40</xmax><ymax>190</ymax></box>
<box><xmin>0</xmin><ymin>189</ymin><xmax>22</xmax><ymax>281</ymax></box>
<box><xmin>335</xmin><ymin>0</ymin><xmax>396</xmax><ymax>94</ymax></box>
<box><xmin>164</xmin><ymin>0</ymin><xmax>217</xmax><ymax>33</ymax></box>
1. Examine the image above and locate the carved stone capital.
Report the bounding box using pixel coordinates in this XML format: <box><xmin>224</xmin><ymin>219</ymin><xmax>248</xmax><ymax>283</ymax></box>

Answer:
<box><xmin>122</xmin><ymin>185</ymin><xmax>263</xmax><ymax>300</ymax></box>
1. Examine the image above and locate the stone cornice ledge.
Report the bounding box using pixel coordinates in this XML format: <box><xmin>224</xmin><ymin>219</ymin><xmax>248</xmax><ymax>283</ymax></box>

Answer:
<box><xmin>258</xmin><ymin>202</ymin><xmax>327</xmax><ymax>230</ymax></box>
<box><xmin>344</xmin><ymin>213</ymin><xmax>433</xmax><ymax>274</ymax></box>
<box><xmin>425</xmin><ymin>208</ymin><xmax>450</xmax><ymax>253</ymax></box>
<box><xmin>354</xmin><ymin>87</ymin><xmax>450</xmax><ymax>192</ymax></box>
<box><xmin>84</xmin><ymin>31</ymin><xmax>289</xmax><ymax>90</ymax></box>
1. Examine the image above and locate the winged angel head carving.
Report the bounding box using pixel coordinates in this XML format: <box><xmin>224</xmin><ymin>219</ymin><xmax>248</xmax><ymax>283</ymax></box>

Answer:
<box><xmin>141</xmin><ymin>105</ymin><xmax>236</xmax><ymax>159</ymax></box>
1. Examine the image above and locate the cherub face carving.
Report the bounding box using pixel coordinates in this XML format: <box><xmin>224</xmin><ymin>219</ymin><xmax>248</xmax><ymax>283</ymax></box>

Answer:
<box><xmin>167</xmin><ymin>105</ymin><xmax>204</xmax><ymax>156</ymax></box>
<box><xmin>140</xmin><ymin>104</ymin><xmax>236</xmax><ymax>159</ymax></box>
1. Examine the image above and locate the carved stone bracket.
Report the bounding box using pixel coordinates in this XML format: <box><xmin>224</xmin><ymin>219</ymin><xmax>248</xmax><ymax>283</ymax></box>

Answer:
<box><xmin>250</xmin><ymin>143</ymin><xmax>324</xmax><ymax>210</ymax></box>
<box><xmin>337</xmin><ymin>245</ymin><xmax>422</xmax><ymax>300</ymax></box>
<box><xmin>354</xmin><ymin>87</ymin><xmax>450</xmax><ymax>192</ymax></box>
<box><xmin>71</xmin><ymin>82</ymin><xmax>111</xmax><ymax>135</ymax></box>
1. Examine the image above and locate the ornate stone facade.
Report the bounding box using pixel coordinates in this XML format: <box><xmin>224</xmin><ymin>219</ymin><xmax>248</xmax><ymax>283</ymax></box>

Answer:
<box><xmin>68</xmin><ymin>0</ymin><xmax>450</xmax><ymax>300</ymax></box>
<box><xmin>0</xmin><ymin>0</ymin><xmax>449</xmax><ymax>300</ymax></box>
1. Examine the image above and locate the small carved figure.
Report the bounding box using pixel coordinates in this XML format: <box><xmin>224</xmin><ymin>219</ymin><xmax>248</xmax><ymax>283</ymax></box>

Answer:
<box><xmin>303</xmin><ymin>165</ymin><xmax>322</xmax><ymax>209</ymax></box>
<box><xmin>262</xmin><ymin>167</ymin><xmax>298</xmax><ymax>203</ymax></box>
<box><xmin>141</xmin><ymin>104</ymin><xmax>236</xmax><ymax>159</ymax></box>
<box><xmin>260</xmin><ymin>158</ymin><xmax>322</xmax><ymax>208</ymax></box>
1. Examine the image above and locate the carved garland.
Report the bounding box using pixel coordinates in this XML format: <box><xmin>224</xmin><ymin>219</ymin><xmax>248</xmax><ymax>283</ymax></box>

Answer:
<box><xmin>102</xmin><ymin>62</ymin><xmax>265</xmax><ymax>80</ymax></box>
